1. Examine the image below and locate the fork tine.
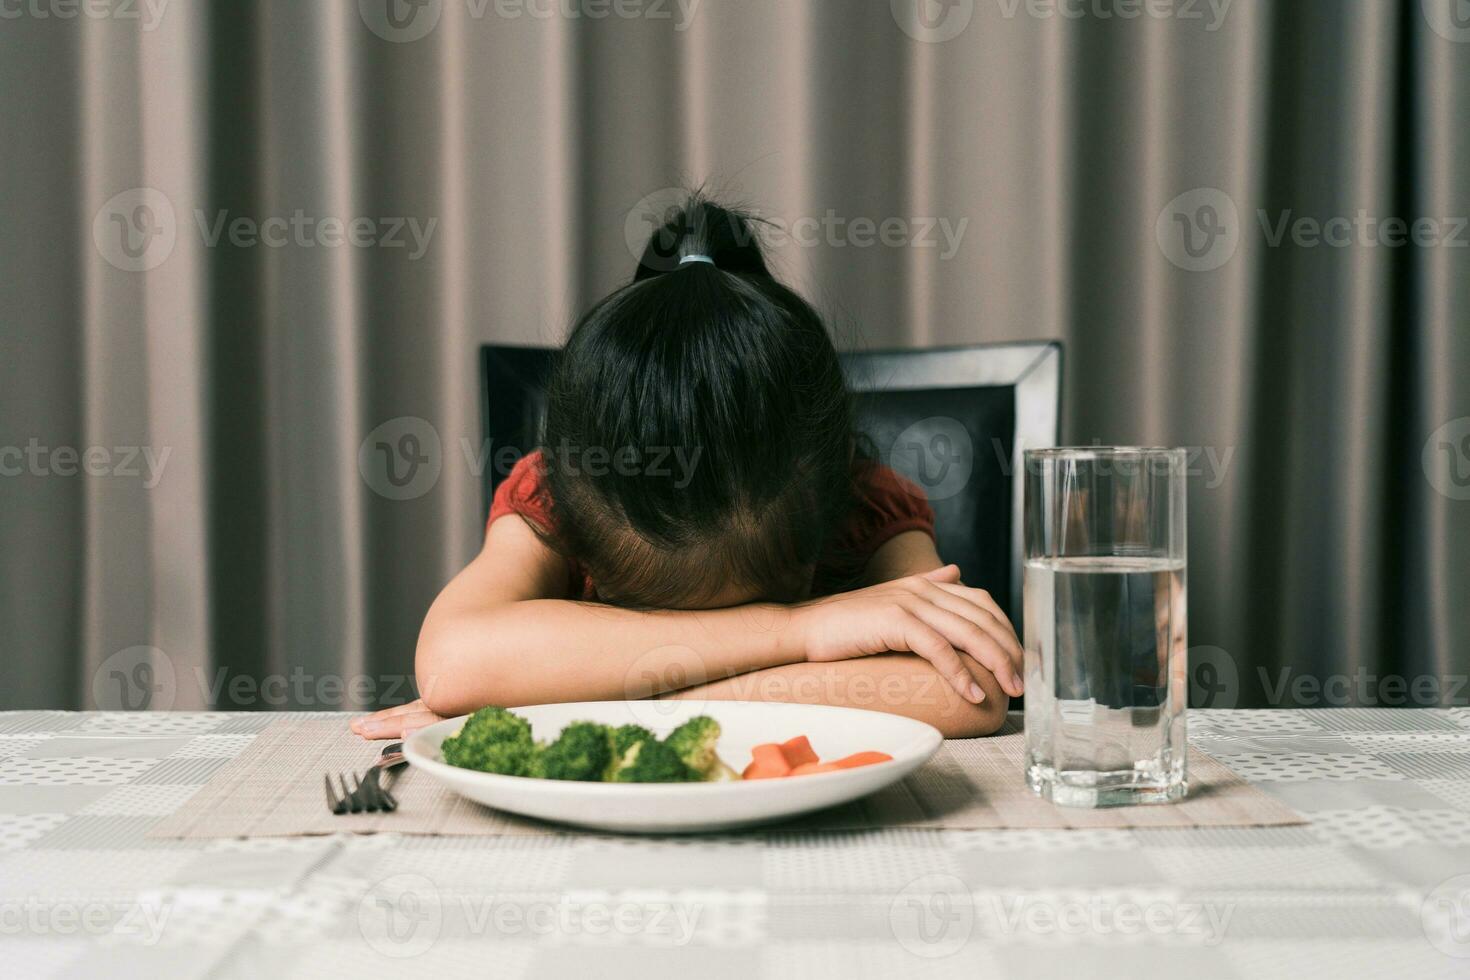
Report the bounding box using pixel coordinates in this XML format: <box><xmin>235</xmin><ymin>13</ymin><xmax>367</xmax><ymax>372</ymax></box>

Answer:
<box><xmin>374</xmin><ymin>772</ymin><xmax>398</xmax><ymax>812</ymax></box>
<box><xmin>363</xmin><ymin>771</ymin><xmax>387</xmax><ymax>813</ymax></box>
<box><xmin>324</xmin><ymin>773</ymin><xmax>344</xmax><ymax>814</ymax></box>
<box><xmin>367</xmin><ymin>768</ymin><xmax>397</xmax><ymax>812</ymax></box>
<box><xmin>339</xmin><ymin>773</ymin><xmax>361</xmax><ymax>813</ymax></box>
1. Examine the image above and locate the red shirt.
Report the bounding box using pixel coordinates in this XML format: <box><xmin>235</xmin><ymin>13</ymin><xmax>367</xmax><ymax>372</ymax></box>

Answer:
<box><xmin>488</xmin><ymin>450</ymin><xmax>935</xmax><ymax>600</ymax></box>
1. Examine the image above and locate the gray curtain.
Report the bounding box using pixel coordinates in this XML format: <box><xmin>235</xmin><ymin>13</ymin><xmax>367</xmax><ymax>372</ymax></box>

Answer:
<box><xmin>1</xmin><ymin>0</ymin><xmax>1466</xmax><ymax>711</ymax></box>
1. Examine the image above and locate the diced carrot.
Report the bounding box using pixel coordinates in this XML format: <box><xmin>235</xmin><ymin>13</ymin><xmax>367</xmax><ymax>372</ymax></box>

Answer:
<box><xmin>779</xmin><ymin>735</ymin><xmax>819</xmax><ymax>768</ymax></box>
<box><xmin>829</xmin><ymin>751</ymin><xmax>893</xmax><ymax>769</ymax></box>
<box><xmin>742</xmin><ymin>743</ymin><xmax>792</xmax><ymax>780</ymax></box>
<box><xmin>789</xmin><ymin>761</ymin><xmax>844</xmax><ymax>776</ymax></box>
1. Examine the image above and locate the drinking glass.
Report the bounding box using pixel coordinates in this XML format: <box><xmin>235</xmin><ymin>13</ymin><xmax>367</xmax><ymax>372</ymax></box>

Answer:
<box><xmin>1022</xmin><ymin>447</ymin><xmax>1188</xmax><ymax>807</ymax></box>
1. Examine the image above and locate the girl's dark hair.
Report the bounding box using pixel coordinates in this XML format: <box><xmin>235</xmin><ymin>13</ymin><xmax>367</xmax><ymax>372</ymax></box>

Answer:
<box><xmin>539</xmin><ymin>193</ymin><xmax>855</xmax><ymax>608</ymax></box>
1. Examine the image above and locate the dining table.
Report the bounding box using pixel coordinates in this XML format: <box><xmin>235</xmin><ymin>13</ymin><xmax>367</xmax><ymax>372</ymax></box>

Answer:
<box><xmin>1</xmin><ymin>706</ymin><xmax>1468</xmax><ymax>978</ymax></box>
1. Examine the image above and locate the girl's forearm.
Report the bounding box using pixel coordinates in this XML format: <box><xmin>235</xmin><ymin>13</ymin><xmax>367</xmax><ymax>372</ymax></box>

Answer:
<box><xmin>415</xmin><ymin>598</ymin><xmax>807</xmax><ymax>715</ymax></box>
<box><xmin>658</xmin><ymin>654</ymin><xmax>1009</xmax><ymax>739</ymax></box>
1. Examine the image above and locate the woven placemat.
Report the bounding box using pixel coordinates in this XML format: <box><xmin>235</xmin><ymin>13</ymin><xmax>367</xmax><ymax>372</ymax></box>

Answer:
<box><xmin>149</xmin><ymin>714</ymin><xmax>1304</xmax><ymax>838</ymax></box>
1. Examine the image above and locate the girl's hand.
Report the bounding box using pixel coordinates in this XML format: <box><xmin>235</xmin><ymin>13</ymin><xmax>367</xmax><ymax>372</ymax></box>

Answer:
<box><xmin>794</xmin><ymin>565</ymin><xmax>1024</xmax><ymax>704</ymax></box>
<box><xmin>350</xmin><ymin>699</ymin><xmax>448</xmax><ymax>740</ymax></box>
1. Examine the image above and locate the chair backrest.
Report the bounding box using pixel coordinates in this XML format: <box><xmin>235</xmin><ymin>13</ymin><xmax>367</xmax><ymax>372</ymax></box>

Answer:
<box><xmin>841</xmin><ymin>343</ymin><xmax>1062</xmax><ymax>625</ymax></box>
<box><xmin>480</xmin><ymin>341</ymin><xmax>1062</xmax><ymax>623</ymax></box>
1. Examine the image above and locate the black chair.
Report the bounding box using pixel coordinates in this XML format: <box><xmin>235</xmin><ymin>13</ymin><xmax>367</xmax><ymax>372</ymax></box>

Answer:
<box><xmin>480</xmin><ymin>341</ymin><xmax>1062</xmax><ymax>626</ymax></box>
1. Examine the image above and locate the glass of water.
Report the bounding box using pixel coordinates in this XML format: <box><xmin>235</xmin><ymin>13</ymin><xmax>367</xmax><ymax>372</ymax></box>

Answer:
<box><xmin>1022</xmin><ymin>447</ymin><xmax>1188</xmax><ymax>807</ymax></box>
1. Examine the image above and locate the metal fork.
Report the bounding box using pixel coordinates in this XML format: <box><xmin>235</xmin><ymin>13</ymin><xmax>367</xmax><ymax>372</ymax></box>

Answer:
<box><xmin>325</xmin><ymin>742</ymin><xmax>406</xmax><ymax>815</ymax></box>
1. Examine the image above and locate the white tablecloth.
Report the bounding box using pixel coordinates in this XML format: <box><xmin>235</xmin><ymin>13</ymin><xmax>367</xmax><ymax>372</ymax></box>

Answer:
<box><xmin>2</xmin><ymin>708</ymin><xmax>1469</xmax><ymax>978</ymax></box>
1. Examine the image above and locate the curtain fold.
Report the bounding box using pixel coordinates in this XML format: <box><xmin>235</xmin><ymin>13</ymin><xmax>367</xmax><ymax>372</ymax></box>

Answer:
<box><xmin>0</xmin><ymin>0</ymin><xmax>1464</xmax><ymax>710</ymax></box>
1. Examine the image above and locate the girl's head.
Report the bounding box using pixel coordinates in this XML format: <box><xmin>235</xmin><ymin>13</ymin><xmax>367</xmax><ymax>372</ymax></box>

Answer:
<box><xmin>540</xmin><ymin>194</ymin><xmax>854</xmax><ymax>609</ymax></box>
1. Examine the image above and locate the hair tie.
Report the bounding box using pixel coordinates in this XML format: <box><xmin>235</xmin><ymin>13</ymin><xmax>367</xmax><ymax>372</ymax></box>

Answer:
<box><xmin>679</xmin><ymin>254</ymin><xmax>715</xmax><ymax>266</ymax></box>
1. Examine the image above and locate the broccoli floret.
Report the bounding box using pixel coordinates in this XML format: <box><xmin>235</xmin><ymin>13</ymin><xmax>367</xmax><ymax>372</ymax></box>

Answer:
<box><xmin>610</xmin><ymin>724</ymin><xmax>655</xmax><ymax>757</ymax></box>
<box><xmin>611</xmin><ymin>737</ymin><xmax>698</xmax><ymax>783</ymax></box>
<box><xmin>440</xmin><ymin>707</ymin><xmax>541</xmax><ymax>776</ymax></box>
<box><xmin>663</xmin><ymin>716</ymin><xmax>722</xmax><ymax>777</ymax></box>
<box><xmin>603</xmin><ymin>723</ymin><xmax>661</xmax><ymax>780</ymax></box>
<box><xmin>540</xmin><ymin>721</ymin><xmax>613</xmax><ymax>781</ymax></box>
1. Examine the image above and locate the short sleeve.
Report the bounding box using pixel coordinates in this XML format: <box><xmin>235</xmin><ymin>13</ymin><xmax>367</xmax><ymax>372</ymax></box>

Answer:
<box><xmin>829</xmin><ymin>459</ymin><xmax>937</xmax><ymax>562</ymax></box>
<box><xmin>487</xmin><ymin>450</ymin><xmax>556</xmax><ymax>534</ymax></box>
<box><xmin>486</xmin><ymin>451</ymin><xmax>591</xmax><ymax>599</ymax></box>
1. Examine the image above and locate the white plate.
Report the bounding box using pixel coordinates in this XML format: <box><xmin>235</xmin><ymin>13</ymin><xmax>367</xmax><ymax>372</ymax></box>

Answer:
<box><xmin>403</xmin><ymin>700</ymin><xmax>943</xmax><ymax>833</ymax></box>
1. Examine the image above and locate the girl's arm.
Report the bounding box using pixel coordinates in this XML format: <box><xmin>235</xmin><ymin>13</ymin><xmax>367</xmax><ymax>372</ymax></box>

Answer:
<box><xmin>353</xmin><ymin>521</ymin><xmax>1021</xmax><ymax>739</ymax></box>
<box><xmin>410</xmin><ymin>515</ymin><xmax>804</xmax><ymax>713</ymax></box>
<box><xmin>659</xmin><ymin>531</ymin><xmax>1013</xmax><ymax>737</ymax></box>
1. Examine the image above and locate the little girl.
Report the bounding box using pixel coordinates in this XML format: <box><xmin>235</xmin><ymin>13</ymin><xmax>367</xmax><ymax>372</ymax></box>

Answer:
<box><xmin>353</xmin><ymin>195</ymin><xmax>1022</xmax><ymax>741</ymax></box>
